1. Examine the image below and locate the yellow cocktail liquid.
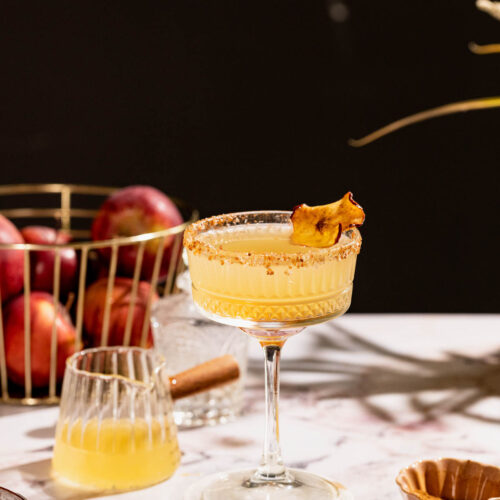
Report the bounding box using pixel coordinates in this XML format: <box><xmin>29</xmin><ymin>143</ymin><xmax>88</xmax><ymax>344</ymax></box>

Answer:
<box><xmin>52</xmin><ymin>417</ymin><xmax>180</xmax><ymax>491</ymax></box>
<box><xmin>187</xmin><ymin>223</ymin><xmax>358</xmax><ymax>325</ymax></box>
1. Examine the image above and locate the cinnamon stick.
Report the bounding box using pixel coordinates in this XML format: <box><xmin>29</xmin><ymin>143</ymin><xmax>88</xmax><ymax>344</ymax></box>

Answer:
<box><xmin>168</xmin><ymin>354</ymin><xmax>240</xmax><ymax>400</ymax></box>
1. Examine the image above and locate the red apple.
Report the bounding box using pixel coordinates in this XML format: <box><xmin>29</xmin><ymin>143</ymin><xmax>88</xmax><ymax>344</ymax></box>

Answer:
<box><xmin>4</xmin><ymin>291</ymin><xmax>77</xmax><ymax>388</ymax></box>
<box><xmin>91</xmin><ymin>186</ymin><xmax>183</xmax><ymax>280</ymax></box>
<box><xmin>0</xmin><ymin>214</ymin><xmax>24</xmax><ymax>302</ymax></box>
<box><xmin>84</xmin><ymin>277</ymin><xmax>158</xmax><ymax>347</ymax></box>
<box><xmin>21</xmin><ymin>226</ymin><xmax>78</xmax><ymax>296</ymax></box>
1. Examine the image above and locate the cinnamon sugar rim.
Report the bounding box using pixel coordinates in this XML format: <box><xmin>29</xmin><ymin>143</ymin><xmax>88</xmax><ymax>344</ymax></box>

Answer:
<box><xmin>183</xmin><ymin>210</ymin><xmax>362</xmax><ymax>267</ymax></box>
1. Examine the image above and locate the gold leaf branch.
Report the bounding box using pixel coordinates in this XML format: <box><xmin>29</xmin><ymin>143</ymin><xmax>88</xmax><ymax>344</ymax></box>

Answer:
<box><xmin>477</xmin><ymin>0</ymin><xmax>500</xmax><ymax>21</ymax></box>
<box><xmin>470</xmin><ymin>1</ymin><xmax>500</xmax><ymax>54</ymax></box>
<box><xmin>349</xmin><ymin>97</ymin><xmax>500</xmax><ymax>147</ymax></box>
<box><xmin>348</xmin><ymin>1</ymin><xmax>500</xmax><ymax>147</ymax></box>
<box><xmin>469</xmin><ymin>41</ymin><xmax>500</xmax><ymax>54</ymax></box>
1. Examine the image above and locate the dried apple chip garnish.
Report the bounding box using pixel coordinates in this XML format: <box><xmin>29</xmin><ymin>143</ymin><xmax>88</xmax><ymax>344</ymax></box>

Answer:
<box><xmin>291</xmin><ymin>192</ymin><xmax>365</xmax><ymax>248</ymax></box>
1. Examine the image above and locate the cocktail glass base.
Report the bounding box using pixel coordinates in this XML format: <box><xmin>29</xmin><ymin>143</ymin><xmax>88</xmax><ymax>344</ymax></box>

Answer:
<box><xmin>184</xmin><ymin>468</ymin><xmax>353</xmax><ymax>500</ymax></box>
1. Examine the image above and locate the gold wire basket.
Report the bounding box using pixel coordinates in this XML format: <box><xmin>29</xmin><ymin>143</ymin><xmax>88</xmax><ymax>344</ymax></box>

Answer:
<box><xmin>0</xmin><ymin>184</ymin><xmax>198</xmax><ymax>405</ymax></box>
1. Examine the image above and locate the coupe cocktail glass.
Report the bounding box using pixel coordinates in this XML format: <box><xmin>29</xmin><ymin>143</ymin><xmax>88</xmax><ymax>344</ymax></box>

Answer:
<box><xmin>183</xmin><ymin>211</ymin><xmax>361</xmax><ymax>500</ymax></box>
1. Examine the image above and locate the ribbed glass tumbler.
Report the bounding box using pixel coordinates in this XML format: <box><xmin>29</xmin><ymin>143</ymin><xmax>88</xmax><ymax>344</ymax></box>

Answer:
<box><xmin>52</xmin><ymin>347</ymin><xmax>180</xmax><ymax>492</ymax></box>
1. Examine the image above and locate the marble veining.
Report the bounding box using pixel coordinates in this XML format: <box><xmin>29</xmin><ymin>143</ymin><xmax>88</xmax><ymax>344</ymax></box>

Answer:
<box><xmin>1</xmin><ymin>314</ymin><xmax>500</xmax><ymax>499</ymax></box>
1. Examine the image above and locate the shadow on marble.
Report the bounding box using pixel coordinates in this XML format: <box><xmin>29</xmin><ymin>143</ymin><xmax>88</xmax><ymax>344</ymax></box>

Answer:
<box><xmin>248</xmin><ymin>322</ymin><xmax>500</xmax><ymax>424</ymax></box>
<box><xmin>216</xmin><ymin>435</ymin><xmax>254</xmax><ymax>448</ymax></box>
<box><xmin>26</xmin><ymin>424</ymin><xmax>56</xmax><ymax>440</ymax></box>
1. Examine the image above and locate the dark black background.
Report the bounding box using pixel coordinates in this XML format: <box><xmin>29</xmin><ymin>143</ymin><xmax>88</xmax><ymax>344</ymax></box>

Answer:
<box><xmin>0</xmin><ymin>1</ymin><xmax>498</xmax><ymax>312</ymax></box>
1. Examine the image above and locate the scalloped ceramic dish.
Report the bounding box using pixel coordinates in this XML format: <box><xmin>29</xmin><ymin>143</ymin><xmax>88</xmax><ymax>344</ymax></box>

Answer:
<box><xmin>396</xmin><ymin>458</ymin><xmax>500</xmax><ymax>500</ymax></box>
<box><xmin>0</xmin><ymin>487</ymin><xmax>26</xmax><ymax>500</ymax></box>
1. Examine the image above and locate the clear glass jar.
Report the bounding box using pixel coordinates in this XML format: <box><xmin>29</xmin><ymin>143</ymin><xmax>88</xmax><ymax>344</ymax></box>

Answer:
<box><xmin>151</xmin><ymin>272</ymin><xmax>248</xmax><ymax>428</ymax></box>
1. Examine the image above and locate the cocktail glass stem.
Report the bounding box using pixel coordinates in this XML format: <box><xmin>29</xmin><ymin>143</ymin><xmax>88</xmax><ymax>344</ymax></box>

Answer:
<box><xmin>256</xmin><ymin>343</ymin><xmax>285</xmax><ymax>481</ymax></box>
<box><xmin>242</xmin><ymin>327</ymin><xmax>304</xmax><ymax>486</ymax></box>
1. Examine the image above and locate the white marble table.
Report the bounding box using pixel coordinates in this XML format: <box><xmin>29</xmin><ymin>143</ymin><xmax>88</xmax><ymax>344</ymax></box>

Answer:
<box><xmin>1</xmin><ymin>314</ymin><xmax>500</xmax><ymax>499</ymax></box>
